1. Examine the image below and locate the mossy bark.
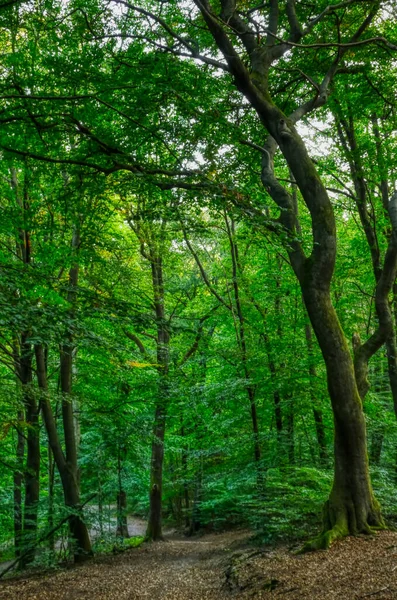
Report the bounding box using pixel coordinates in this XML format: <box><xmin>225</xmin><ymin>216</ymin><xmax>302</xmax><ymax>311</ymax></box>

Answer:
<box><xmin>301</xmin><ymin>289</ymin><xmax>384</xmax><ymax>550</ymax></box>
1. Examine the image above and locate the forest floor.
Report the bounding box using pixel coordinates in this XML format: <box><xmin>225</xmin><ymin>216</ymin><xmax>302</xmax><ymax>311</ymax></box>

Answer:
<box><xmin>1</xmin><ymin>525</ymin><xmax>397</xmax><ymax>599</ymax></box>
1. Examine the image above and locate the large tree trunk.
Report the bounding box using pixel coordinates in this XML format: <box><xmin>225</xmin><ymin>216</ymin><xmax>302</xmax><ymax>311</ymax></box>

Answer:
<box><xmin>302</xmin><ymin>289</ymin><xmax>383</xmax><ymax>549</ymax></box>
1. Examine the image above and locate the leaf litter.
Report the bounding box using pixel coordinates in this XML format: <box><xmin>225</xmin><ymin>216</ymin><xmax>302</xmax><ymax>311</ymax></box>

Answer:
<box><xmin>1</xmin><ymin>529</ymin><xmax>397</xmax><ymax>599</ymax></box>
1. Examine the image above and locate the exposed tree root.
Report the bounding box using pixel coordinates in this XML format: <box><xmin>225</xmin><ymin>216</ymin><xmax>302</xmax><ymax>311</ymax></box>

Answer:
<box><xmin>299</xmin><ymin>525</ymin><xmax>348</xmax><ymax>553</ymax></box>
<box><xmin>298</xmin><ymin>497</ymin><xmax>387</xmax><ymax>554</ymax></box>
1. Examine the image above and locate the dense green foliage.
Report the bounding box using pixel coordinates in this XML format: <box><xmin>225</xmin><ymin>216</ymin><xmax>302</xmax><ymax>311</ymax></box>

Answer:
<box><xmin>0</xmin><ymin>0</ymin><xmax>396</xmax><ymax>569</ymax></box>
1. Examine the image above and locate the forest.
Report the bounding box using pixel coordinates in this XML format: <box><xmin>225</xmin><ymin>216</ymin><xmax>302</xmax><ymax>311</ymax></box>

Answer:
<box><xmin>0</xmin><ymin>0</ymin><xmax>396</xmax><ymax>598</ymax></box>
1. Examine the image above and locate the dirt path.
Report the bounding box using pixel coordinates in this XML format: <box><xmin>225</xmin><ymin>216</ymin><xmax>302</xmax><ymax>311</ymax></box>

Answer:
<box><xmin>0</xmin><ymin>529</ymin><xmax>250</xmax><ymax>600</ymax></box>
<box><xmin>2</xmin><ymin>529</ymin><xmax>397</xmax><ymax>599</ymax></box>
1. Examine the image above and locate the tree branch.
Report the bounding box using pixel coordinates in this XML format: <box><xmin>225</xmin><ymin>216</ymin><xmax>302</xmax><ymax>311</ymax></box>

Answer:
<box><xmin>123</xmin><ymin>330</ymin><xmax>148</xmax><ymax>356</ymax></box>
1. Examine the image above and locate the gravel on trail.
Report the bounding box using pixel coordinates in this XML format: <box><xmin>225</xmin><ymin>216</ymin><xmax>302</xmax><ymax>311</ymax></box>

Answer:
<box><xmin>1</xmin><ymin>528</ymin><xmax>397</xmax><ymax>599</ymax></box>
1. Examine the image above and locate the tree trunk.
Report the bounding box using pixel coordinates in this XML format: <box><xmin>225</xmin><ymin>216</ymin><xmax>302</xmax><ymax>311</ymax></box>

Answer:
<box><xmin>146</xmin><ymin>255</ymin><xmax>169</xmax><ymax>541</ymax></box>
<box><xmin>188</xmin><ymin>349</ymin><xmax>210</xmax><ymax>536</ymax></box>
<box><xmin>19</xmin><ymin>336</ymin><xmax>40</xmax><ymax>568</ymax></box>
<box><xmin>48</xmin><ymin>445</ymin><xmax>55</xmax><ymax>553</ymax></box>
<box><xmin>264</xmin><ymin>336</ymin><xmax>283</xmax><ymax>441</ymax></box>
<box><xmin>189</xmin><ymin>451</ymin><xmax>203</xmax><ymax>536</ymax></box>
<box><xmin>13</xmin><ymin>411</ymin><xmax>24</xmax><ymax>559</ymax></box>
<box><xmin>181</xmin><ymin>425</ymin><xmax>190</xmax><ymax>529</ymax></box>
<box><xmin>285</xmin><ymin>394</ymin><xmax>294</xmax><ymax>465</ymax></box>
<box><xmin>385</xmin><ymin>334</ymin><xmax>397</xmax><ymax>418</ymax></box>
<box><xmin>147</xmin><ymin>403</ymin><xmax>166</xmax><ymax>541</ymax></box>
<box><xmin>12</xmin><ymin>172</ymin><xmax>40</xmax><ymax>566</ymax></box>
<box><xmin>116</xmin><ymin>446</ymin><xmax>129</xmax><ymax>538</ymax></box>
<box><xmin>116</xmin><ymin>491</ymin><xmax>129</xmax><ymax>538</ymax></box>
<box><xmin>58</xmin><ymin>226</ymin><xmax>92</xmax><ymax>560</ymax></box>
<box><xmin>302</xmin><ymin>289</ymin><xmax>383</xmax><ymax>549</ymax></box>
<box><xmin>35</xmin><ymin>344</ymin><xmax>92</xmax><ymax>562</ymax></box>
<box><xmin>224</xmin><ymin>215</ymin><xmax>262</xmax><ymax>483</ymax></box>
<box><xmin>370</xmin><ymin>427</ymin><xmax>385</xmax><ymax>466</ymax></box>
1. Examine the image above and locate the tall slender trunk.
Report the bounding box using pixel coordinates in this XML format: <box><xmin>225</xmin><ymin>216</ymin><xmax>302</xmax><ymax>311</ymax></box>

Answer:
<box><xmin>181</xmin><ymin>426</ymin><xmax>190</xmax><ymax>529</ymax></box>
<box><xmin>11</xmin><ymin>170</ymin><xmax>40</xmax><ymax>566</ymax></box>
<box><xmin>13</xmin><ymin>410</ymin><xmax>24</xmax><ymax>558</ymax></box>
<box><xmin>385</xmin><ymin>334</ymin><xmax>397</xmax><ymax>417</ymax></box>
<box><xmin>265</xmin><ymin>341</ymin><xmax>283</xmax><ymax>439</ymax></box>
<box><xmin>274</xmin><ymin>270</ymin><xmax>295</xmax><ymax>464</ymax></box>
<box><xmin>188</xmin><ymin>343</ymin><xmax>213</xmax><ymax>536</ymax></box>
<box><xmin>56</xmin><ymin>226</ymin><xmax>92</xmax><ymax>558</ymax></box>
<box><xmin>146</xmin><ymin>255</ymin><xmax>169</xmax><ymax>541</ymax></box>
<box><xmin>285</xmin><ymin>395</ymin><xmax>294</xmax><ymax>465</ymax></box>
<box><xmin>224</xmin><ymin>215</ymin><xmax>262</xmax><ymax>483</ymax></box>
<box><xmin>48</xmin><ymin>445</ymin><xmax>55</xmax><ymax>553</ymax></box>
<box><xmin>369</xmin><ymin>355</ymin><xmax>386</xmax><ymax>465</ymax></box>
<box><xmin>116</xmin><ymin>447</ymin><xmax>129</xmax><ymax>538</ymax></box>
<box><xmin>116</xmin><ymin>491</ymin><xmax>129</xmax><ymax>538</ymax></box>
<box><xmin>35</xmin><ymin>344</ymin><xmax>92</xmax><ymax>562</ymax></box>
<box><xmin>19</xmin><ymin>335</ymin><xmax>40</xmax><ymax>568</ymax></box>
<box><xmin>98</xmin><ymin>485</ymin><xmax>104</xmax><ymax>537</ymax></box>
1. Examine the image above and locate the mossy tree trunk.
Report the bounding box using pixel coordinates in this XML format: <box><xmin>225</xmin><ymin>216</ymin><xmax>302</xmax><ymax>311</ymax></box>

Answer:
<box><xmin>301</xmin><ymin>289</ymin><xmax>384</xmax><ymax>548</ymax></box>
